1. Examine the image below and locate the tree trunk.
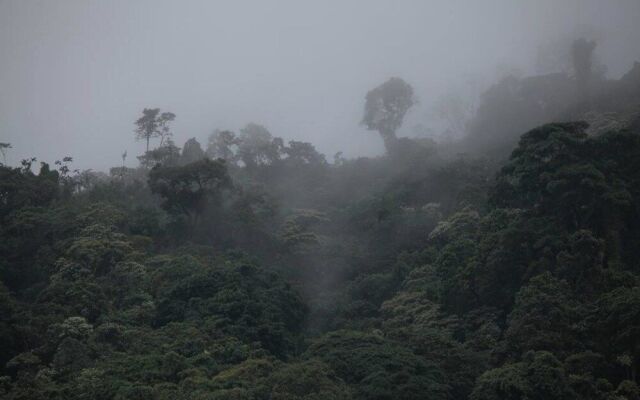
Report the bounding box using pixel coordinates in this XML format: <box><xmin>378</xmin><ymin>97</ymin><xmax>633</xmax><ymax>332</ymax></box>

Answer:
<box><xmin>380</xmin><ymin>130</ymin><xmax>397</xmax><ymax>154</ymax></box>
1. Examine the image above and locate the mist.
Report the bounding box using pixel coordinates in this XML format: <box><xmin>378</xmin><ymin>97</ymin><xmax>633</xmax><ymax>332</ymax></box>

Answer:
<box><xmin>5</xmin><ymin>1</ymin><xmax>640</xmax><ymax>398</ymax></box>
<box><xmin>2</xmin><ymin>0</ymin><xmax>639</xmax><ymax>169</ymax></box>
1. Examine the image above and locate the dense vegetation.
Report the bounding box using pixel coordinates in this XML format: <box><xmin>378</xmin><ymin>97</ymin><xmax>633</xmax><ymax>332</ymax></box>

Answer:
<box><xmin>2</xmin><ymin>46</ymin><xmax>640</xmax><ymax>400</ymax></box>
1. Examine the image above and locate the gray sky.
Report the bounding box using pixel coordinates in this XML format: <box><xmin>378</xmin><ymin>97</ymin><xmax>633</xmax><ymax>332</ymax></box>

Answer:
<box><xmin>1</xmin><ymin>0</ymin><xmax>639</xmax><ymax>170</ymax></box>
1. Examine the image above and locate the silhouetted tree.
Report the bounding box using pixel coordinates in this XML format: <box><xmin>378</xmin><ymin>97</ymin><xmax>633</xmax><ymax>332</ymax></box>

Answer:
<box><xmin>362</xmin><ymin>77</ymin><xmax>415</xmax><ymax>152</ymax></box>
<box><xmin>283</xmin><ymin>140</ymin><xmax>326</xmax><ymax>165</ymax></box>
<box><xmin>571</xmin><ymin>38</ymin><xmax>596</xmax><ymax>90</ymax></box>
<box><xmin>158</xmin><ymin>112</ymin><xmax>176</xmax><ymax>146</ymax></box>
<box><xmin>135</xmin><ymin>108</ymin><xmax>176</xmax><ymax>152</ymax></box>
<box><xmin>180</xmin><ymin>138</ymin><xmax>205</xmax><ymax>165</ymax></box>
<box><xmin>137</xmin><ymin>139</ymin><xmax>181</xmax><ymax>168</ymax></box>
<box><xmin>0</xmin><ymin>143</ymin><xmax>11</xmax><ymax>165</ymax></box>
<box><xmin>238</xmin><ymin>123</ymin><xmax>283</xmax><ymax>168</ymax></box>
<box><xmin>206</xmin><ymin>129</ymin><xmax>240</xmax><ymax>163</ymax></box>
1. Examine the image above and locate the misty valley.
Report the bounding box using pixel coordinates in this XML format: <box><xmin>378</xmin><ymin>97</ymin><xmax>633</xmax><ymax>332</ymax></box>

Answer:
<box><xmin>2</xmin><ymin>2</ymin><xmax>640</xmax><ymax>399</ymax></box>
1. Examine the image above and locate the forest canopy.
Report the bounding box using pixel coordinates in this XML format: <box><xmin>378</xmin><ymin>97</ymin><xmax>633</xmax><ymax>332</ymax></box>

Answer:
<box><xmin>1</xmin><ymin>3</ymin><xmax>640</xmax><ymax>399</ymax></box>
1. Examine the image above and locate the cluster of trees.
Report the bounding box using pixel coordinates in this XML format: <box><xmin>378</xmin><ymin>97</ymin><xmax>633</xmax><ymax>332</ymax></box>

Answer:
<box><xmin>463</xmin><ymin>39</ymin><xmax>640</xmax><ymax>156</ymax></box>
<box><xmin>1</xmin><ymin>53</ymin><xmax>640</xmax><ymax>399</ymax></box>
<box><xmin>135</xmin><ymin>115</ymin><xmax>327</xmax><ymax>173</ymax></box>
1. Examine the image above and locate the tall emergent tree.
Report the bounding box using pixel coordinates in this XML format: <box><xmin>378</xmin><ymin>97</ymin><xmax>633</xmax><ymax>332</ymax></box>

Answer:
<box><xmin>571</xmin><ymin>38</ymin><xmax>597</xmax><ymax>91</ymax></box>
<box><xmin>362</xmin><ymin>77</ymin><xmax>415</xmax><ymax>152</ymax></box>
<box><xmin>134</xmin><ymin>108</ymin><xmax>176</xmax><ymax>152</ymax></box>
<box><xmin>158</xmin><ymin>111</ymin><xmax>176</xmax><ymax>146</ymax></box>
<box><xmin>0</xmin><ymin>143</ymin><xmax>11</xmax><ymax>165</ymax></box>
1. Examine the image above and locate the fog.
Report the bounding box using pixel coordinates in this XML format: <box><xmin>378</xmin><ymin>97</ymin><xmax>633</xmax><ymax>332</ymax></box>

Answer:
<box><xmin>1</xmin><ymin>0</ymin><xmax>639</xmax><ymax>170</ymax></box>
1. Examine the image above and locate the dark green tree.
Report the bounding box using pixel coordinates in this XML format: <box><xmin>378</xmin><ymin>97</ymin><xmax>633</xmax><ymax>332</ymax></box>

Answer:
<box><xmin>305</xmin><ymin>330</ymin><xmax>448</xmax><ymax>400</ymax></box>
<box><xmin>504</xmin><ymin>273</ymin><xmax>582</xmax><ymax>357</ymax></box>
<box><xmin>148</xmin><ymin>158</ymin><xmax>232</xmax><ymax>224</ymax></box>
<box><xmin>471</xmin><ymin>351</ymin><xmax>575</xmax><ymax>400</ymax></box>
<box><xmin>362</xmin><ymin>77</ymin><xmax>415</xmax><ymax>153</ymax></box>
<box><xmin>596</xmin><ymin>287</ymin><xmax>640</xmax><ymax>382</ymax></box>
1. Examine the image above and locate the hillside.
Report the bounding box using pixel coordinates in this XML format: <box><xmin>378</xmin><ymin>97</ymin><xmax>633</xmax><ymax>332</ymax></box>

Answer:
<box><xmin>2</xmin><ymin>58</ymin><xmax>640</xmax><ymax>400</ymax></box>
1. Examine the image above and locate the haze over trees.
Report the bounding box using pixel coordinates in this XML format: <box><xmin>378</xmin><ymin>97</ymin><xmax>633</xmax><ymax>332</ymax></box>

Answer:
<box><xmin>0</xmin><ymin>143</ymin><xmax>11</xmax><ymax>165</ymax></box>
<box><xmin>362</xmin><ymin>77</ymin><xmax>416</xmax><ymax>153</ymax></box>
<box><xmin>1</xmin><ymin>3</ymin><xmax>640</xmax><ymax>400</ymax></box>
<box><xmin>135</xmin><ymin>108</ymin><xmax>176</xmax><ymax>152</ymax></box>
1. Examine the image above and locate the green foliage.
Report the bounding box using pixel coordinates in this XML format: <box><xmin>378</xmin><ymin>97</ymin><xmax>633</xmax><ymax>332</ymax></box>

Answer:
<box><xmin>594</xmin><ymin>286</ymin><xmax>640</xmax><ymax>380</ymax></box>
<box><xmin>504</xmin><ymin>273</ymin><xmax>583</xmax><ymax>357</ymax></box>
<box><xmin>280</xmin><ymin>209</ymin><xmax>328</xmax><ymax>252</ymax></box>
<box><xmin>3</xmin><ymin>93</ymin><xmax>640</xmax><ymax>400</ymax></box>
<box><xmin>65</xmin><ymin>224</ymin><xmax>134</xmax><ymax>275</ymax></box>
<box><xmin>471</xmin><ymin>351</ymin><xmax>575</xmax><ymax>400</ymax></box>
<box><xmin>492</xmin><ymin>124</ymin><xmax>640</xmax><ymax>250</ymax></box>
<box><xmin>148</xmin><ymin>158</ymin><xmax>233</xmax><ymax>219</ymax></box>
<box><xmin>305</xmin><ymin>330</ymin><xmax>448</xmax><ymax>400</ymax></box>
<box><xmin>0</xmin><ymin>163</ymin><xmax>60</xmax><ymax>218</ymax></box>
<box><xmin>270</xmin><ymin>360</ymin><xmax>352</xmax><ymax>400</ymax></box>
<box><xmin>153</xmin><ymin>256</ymin><xmax>306</xmax><ymax>357</ymax></box>
<box><xmin>137</xmin><ymin>140</ymin><xmax>181</xmax><ymax>169</ymax></box>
